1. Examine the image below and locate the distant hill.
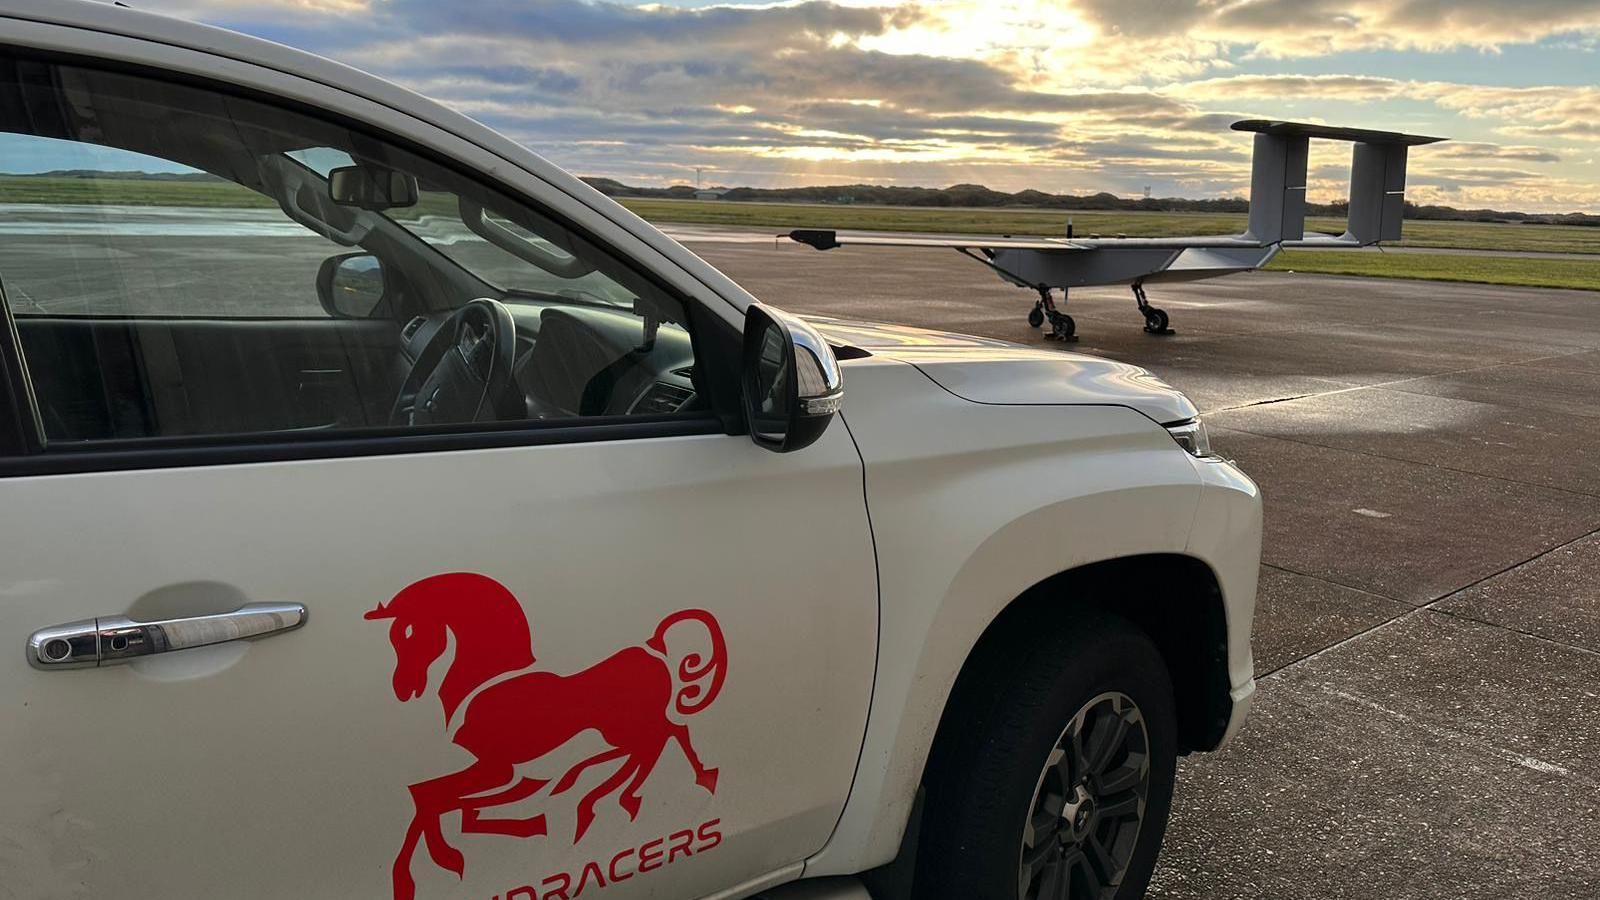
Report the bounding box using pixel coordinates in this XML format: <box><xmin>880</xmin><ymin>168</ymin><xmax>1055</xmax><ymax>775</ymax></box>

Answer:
<box><xmin>7</xmin><ymin>169</ymin><xmax>1592</xmax><ymax>226</ymax></box>
<box><xmin>581</xmin><ymin>177</ymin><xmax>1600</xmax><ymax>228</ymax></box>
<box><xmin>24</xmin><ymin>169</ymin><xmax>227</xmax><ymax>182</ymax></box>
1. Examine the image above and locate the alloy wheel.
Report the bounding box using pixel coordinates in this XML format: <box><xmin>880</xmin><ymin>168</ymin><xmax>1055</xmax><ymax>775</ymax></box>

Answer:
<box><xmin>1018</xmin><ymin>691</ymin><xmax>1150</xmax><ymax>900</ymax></box>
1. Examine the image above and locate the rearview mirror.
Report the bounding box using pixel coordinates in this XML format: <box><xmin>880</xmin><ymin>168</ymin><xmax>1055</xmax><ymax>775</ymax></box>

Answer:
<box><xmin>328</xmin><ymin>165</ymin><xmax>419</xmax><ymax>211</ymax></box>
<box><xmin>742</xmin><ymin>304</ymin><xmax>843</xmax><ymax>453</ymax></box>
<box><xmin>317</xmin><ymin>253</ymin><xmax>389</xmax><ymax>318</ymax></box>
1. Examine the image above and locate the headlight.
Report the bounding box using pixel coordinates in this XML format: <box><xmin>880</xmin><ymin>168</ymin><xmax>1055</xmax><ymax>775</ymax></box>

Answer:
<box><xmin>1165</xmin><ymin>418</ymin><xmax>1214</xmax><ymax>458</ymax></box>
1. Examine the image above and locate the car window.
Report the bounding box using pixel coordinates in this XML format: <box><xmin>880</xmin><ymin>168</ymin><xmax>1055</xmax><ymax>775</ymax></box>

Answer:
<box><xmin>0</xmin><ymin>55</ymin><xmax>703</xmax><ymax>447</ymax></box>
<box><xmin>0</xmin><ymin>136</ymin><xmax>343</xmax><ymax>318</ymax></box>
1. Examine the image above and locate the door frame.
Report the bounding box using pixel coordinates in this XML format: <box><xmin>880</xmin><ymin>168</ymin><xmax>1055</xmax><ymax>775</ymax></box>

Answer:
<box><xmin>0</xmin><ymin>277</ymin><xmax>37</xmax><ymax>457</ymax></box>
<box><xmin>0</xmin><ymin>41</ymin><xmax>752</xmax><ymax>477</ymax></box>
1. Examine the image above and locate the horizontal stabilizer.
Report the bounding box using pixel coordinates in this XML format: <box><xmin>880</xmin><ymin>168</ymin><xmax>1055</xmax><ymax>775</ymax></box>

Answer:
<box><xmin>1232</xmin><ymin>120</ymin><xmax>1446</xmax><ymax>146</ymax></box>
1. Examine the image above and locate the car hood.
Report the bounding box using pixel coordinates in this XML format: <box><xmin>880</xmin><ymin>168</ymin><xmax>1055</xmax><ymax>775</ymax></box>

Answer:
<box><xmin>807</xmin><ymin>316</ymin><xmax>1198</xmax><ymax>425</ymax></box>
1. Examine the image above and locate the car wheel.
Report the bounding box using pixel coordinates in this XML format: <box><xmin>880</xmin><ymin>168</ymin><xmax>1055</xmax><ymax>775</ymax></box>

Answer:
<box><xmin>916</xmin><ymin>613</ymin><xmax>1177</xmax><ymax>899</ymax></box>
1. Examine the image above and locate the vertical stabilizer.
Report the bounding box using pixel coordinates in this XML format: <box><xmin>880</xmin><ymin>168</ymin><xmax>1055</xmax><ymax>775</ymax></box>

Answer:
<box><xmin>1345</xmin><ymin>142</ymin><xmax>1410</xmax><ymax>245</ymax></box>
<box><xmin>1245</xmin><ymin>133</ymin><xmax>1308</xmax><ymax>244</ymax></box>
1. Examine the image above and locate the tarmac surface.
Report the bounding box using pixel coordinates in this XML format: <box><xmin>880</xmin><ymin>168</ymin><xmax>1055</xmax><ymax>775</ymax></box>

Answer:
<box><xmin>678</xmin><ymin>227</ymin><xmax>1600</xmax><ymax>899</ymax></box>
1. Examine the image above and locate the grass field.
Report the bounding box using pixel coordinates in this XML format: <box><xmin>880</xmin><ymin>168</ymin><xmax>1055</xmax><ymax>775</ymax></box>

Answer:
<box><xmin>0</xmin><ymin>175</ymin><xmax>274</xmax><ymax>208</ymax></box>
<box><xmin>618</xmin><ymin>198</ymin><xmax>1600</xmax><ymax>256</ymax></box>
<box><xmin>1268</xmin><ymin>250</ymin><xmax>1600</xmax><ymax>291</ymax></box>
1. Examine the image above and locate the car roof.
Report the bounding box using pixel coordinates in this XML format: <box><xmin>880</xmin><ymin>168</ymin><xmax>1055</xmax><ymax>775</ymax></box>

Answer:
<box><xmin>0</xmin><ymin>0</ymin><xmax>758</xmax><ymax>317</ymax></box>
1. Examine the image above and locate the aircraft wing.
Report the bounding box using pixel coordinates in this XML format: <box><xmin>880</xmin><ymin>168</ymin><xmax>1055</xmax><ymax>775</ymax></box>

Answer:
<box><xmin>787</xmin><ymin>228</ymin><xmax>1085</xmax><ymax>252</ymax></box>
<box><xmin>787</xmin><ymin>228</ymin><xmax>1288</xmax><ymax>252</ymax></box>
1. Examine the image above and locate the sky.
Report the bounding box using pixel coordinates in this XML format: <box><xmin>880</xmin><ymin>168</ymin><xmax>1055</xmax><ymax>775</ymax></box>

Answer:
<box><xmin>115</xmin><ymin>1</ymin><xmax>1600</xmax><ymax>212</ymax></box>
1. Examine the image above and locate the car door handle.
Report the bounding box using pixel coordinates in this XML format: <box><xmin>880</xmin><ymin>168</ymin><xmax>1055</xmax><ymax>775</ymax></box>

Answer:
<box><xmin>27</xmin><ymin>602</ymin><xmax>307</xmax><ymax>670</ymax></box>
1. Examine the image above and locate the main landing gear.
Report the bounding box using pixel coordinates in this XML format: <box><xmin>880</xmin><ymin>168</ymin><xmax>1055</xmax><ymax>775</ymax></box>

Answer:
<box><xmin>1026</xmin><ymin>283</ymin><xmax>1175</xmax><ymax>339</ymax></box>
<box><xmin>1133</xmin><ymin>282</ymin><xmax>1173</xmax><ymax>335</ymax></box>
<box><xmin>1028</xmin><ymin>286</ymin><xmax>1076</xmax><ymax>342</ymax></box>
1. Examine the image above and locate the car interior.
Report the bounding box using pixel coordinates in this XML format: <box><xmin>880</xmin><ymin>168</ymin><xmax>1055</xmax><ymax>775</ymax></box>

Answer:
<box><xmin>0</xmin><ymin>54</ymin><xmax>705</xmax><ymax>446</ymax></box>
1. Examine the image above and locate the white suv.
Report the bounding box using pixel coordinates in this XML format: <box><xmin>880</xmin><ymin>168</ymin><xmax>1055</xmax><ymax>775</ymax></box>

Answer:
<box><xmin>0</xmin><ymin>4</ymin><xmax>1261</xmax><ymax>900</ymax></box>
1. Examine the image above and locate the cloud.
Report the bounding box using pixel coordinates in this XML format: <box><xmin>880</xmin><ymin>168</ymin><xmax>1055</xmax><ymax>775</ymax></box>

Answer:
<box><xmin>1433</xmin><ymin>142</ymin><xmax>1563</xmax><ymax>163</ymax></box>
<box><xmin>1169</xmin><ymin>74</ymin><xmax>1407</xmax><ymax>101</ymax></box>
<box><xmin>384</xmin><ymin>0</ymin><xmax>915</xmax><ymax>47</ymax></box>
<box><xmin>1085</xmin><ymin>0</ymin><xmax>1600</xmax><ymax>55</ymax></box>
<box><xmin>1172</xmin><ymin>74</ymin><xmax>1597</xmax><ymax>153</ymax></box>
<box><xmin>117</xmin><ymin>0</ymin><xmax>1600</xmax><ymax>210</ymax></box>
<box><xmin>1503</xmin><ymin>121</ymin><xmax>1600</xmax><ymax>140</ymax></box>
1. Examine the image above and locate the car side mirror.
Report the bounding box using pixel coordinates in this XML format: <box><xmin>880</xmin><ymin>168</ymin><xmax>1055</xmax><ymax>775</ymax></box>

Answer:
<box><xmin>742</xmin><ymin>304</ymin><xmax>843</xmax><ymax>453</ymax></box>
<box><xmin>317</xmin><ymin>253</ymin><xmax>389</xmax><ymax>319</ymax></box>
<box><xmin>328</xmin><ymin>164</ymin><xmax>419</xmax><ymax>211</ymax></box>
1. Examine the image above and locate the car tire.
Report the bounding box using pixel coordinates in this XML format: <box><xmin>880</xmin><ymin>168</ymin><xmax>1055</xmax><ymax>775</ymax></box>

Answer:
<box><xmin>915</xmin><ymin>612</ymin><xmax>1177</xmax><ymax>900</ymax></box>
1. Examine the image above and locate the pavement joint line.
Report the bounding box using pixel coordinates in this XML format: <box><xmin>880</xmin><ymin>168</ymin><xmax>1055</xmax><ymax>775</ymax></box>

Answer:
<box><xmin>1281</xmin><ymin>269</ymin><xmax>1600</xmax><ymax>296</ymax></box>
<box><xmin>1202</xmin><ymin>343</ymin><xmax>1600</xmax><ymax>417</ymax></box>
<box><xmin>1253</xmin><ymin>563</ymin><xmax>1413</xmax><ymax>680</ymax></box>
<box><xmin>1310</xmin><ymin>682</ymin><xmax>1600</xmax><ymax>788</ymax></box>
<box><xmin>1381</xmin><ymin>382</ymin><xmax>1600</xmax><ymax>425</ymax></box>
<box><xmin>1169</xmin><ymin>308</ymin><xmax>1600</xmax><ymax>354</ymax></box>
<box><xmin>1259</xmin><ymin>561</ymin><xmax>1406</xmax><ymax>604</ymax></box>
<box><xmin>1211</xmin><ymin>423</ymin><xmax>1600</xmax><ymax>503</ymax></box>
<box><xmin>1266</xmin><ymin>522</ymin><xmax>1600</xmax><ymax>679</ymax></box>
<box><xmin>1417</xmin><ymin>520</ymin><xmax>1600</xmax><ymax>611</ymax></box>
<box><xmin>1206</xmin><ymin>392</ymin><xmax>1325</xmax><ymax>412</ymax></box>
<box><xmin>1426</xmin><ymin>606</ymin><xmax>1600</xmax><ymax>660</ymax></box>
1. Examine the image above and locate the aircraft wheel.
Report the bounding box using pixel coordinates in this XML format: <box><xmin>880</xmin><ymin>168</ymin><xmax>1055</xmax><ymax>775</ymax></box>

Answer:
<box><xmin>1049</xmin><ymin>312</ymin><xmax>1076</xmax><ymax>341</ymax></box>
<box><xmin>1143</xmin><ymin>307</ymin><xmax>1170</xmax><ymax>334</ymax></box>
<box><xmin>1028</xmin><ymin>307</ymin><xmax>1045</xmax><ymax>328</ymax></box>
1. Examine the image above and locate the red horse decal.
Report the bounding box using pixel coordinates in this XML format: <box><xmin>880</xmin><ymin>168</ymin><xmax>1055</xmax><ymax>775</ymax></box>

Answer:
<box><xmin>366</xmin><ymin>573</ymin><xmax>728</xmax><ymax>900</ymax></box>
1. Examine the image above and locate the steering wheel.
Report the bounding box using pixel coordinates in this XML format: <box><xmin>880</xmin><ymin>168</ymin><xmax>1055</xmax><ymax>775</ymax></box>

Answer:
<box><xmin>390</xmin><ymin>298</ymin><xmax>522</xmax><ymax>427</ymax></box>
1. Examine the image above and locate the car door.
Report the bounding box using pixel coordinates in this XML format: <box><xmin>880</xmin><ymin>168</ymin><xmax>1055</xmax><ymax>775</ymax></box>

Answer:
<box><xmin>0</xmin><ymin>45</ymin><xmax>876</xmax><ymax>900</ymax></box>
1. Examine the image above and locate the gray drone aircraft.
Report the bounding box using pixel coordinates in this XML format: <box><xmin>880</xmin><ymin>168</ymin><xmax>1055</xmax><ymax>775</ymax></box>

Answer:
<box><xmin>788</xmin><ymin>120</ymin><xmax>1446</xmax><ymax>340</ymax></box>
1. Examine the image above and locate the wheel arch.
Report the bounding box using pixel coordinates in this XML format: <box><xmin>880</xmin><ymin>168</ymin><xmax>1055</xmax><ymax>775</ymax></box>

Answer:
<box><xmin>950</xmin><ymin>553</ymin><xmax>1233</xmax><ymax>757</ymax></box>
<box><xmin>861</xmin><ymin>553</ymin><xmax>1233</xmax><ymax>900</ymax></box>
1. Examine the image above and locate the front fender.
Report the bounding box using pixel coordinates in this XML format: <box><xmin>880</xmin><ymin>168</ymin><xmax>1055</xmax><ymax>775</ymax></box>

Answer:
<box><xmin>810</xmin><ymin>358</ymin><xmax>1210</xmax><ymax>876</ymax></box>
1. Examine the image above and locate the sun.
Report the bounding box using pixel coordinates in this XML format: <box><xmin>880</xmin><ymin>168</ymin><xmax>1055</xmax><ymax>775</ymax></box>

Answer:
<box><xmin>844</xmin><ymin>0</ymin><xmax>1099</xmax><ymax>68</ymax></box>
